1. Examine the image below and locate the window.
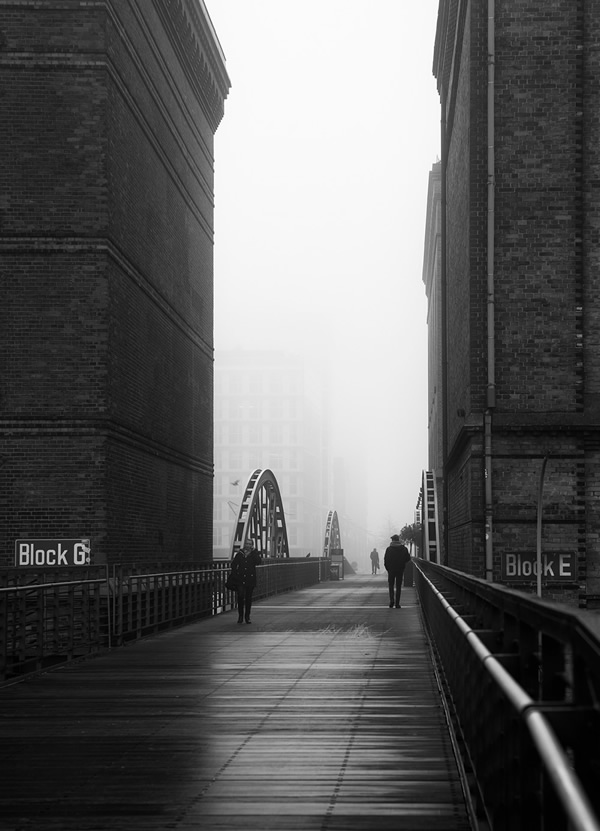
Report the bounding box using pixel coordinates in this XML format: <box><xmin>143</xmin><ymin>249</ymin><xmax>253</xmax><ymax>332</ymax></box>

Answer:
<box><xmin>248</xmin><ymin>375</ymin><xmax>262</xmax><ymax>394</ymax></box>
<box><xmin>229</xmin><ymin>401</ymin><xmax>243</xmax><ymax>419</ymax></box>
<box><xmin>270</xmin><ymin>375</ymin><xmax>283</xmax><ymax>393</ymax></box>
<box><xmin>248</xmin><ymin>401</ymin><xmax>261</xmax><ymax>420</ymax></box>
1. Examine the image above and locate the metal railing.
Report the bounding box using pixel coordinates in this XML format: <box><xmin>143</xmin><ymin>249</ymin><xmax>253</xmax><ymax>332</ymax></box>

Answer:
<box><xmin>0</xmin><ymin>577</ymin><xmax>104</xmax><ymax>681</ymax></box>
<box><xmin>0</xmin><ymin>558</ymin><xmax>327</xmax><ymax>681</ymax></box>
<box><xmin>111</xmin><ymin>558</ymin><xmax>324</xmax><ymax>643</ymax></box>
<box><xmin>112</xmin><ymin>562</ymin><xmax>230</xmax><ymax>643</ymax></box>
<box><xmin>414</xmin><ymin>559</ymin><xmax>600</xmax><ymax>831</ymax></box>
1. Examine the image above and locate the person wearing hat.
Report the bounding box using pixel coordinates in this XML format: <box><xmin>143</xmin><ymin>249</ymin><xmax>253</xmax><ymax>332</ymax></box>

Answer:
<box><xmin>384</xmin><ymin>534</ymin><xmax>411</xmax><ymax>608</ymax></box>
<box><xmin>231</xmin><ymin>541</ymin><xmax>261</xmax><ymax>624</ymax></box>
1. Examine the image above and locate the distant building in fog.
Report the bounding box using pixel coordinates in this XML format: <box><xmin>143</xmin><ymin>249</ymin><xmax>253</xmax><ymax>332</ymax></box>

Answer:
<box><xmin>213</xmin><ymin>350</ymin><xmax>331</xmax><ymax>559</ymax></box>
<box><xmin>331</xmin><ymin>454</ymin><xmax>369</xmax><ymax>573</ymax></box>
<box><xmin>0</xmin><ymin>1</ymin><xmax>229</xmax><ymax>566</ymax></box>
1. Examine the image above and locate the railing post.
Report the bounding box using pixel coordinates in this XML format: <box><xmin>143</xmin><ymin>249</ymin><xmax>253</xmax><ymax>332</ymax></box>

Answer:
<box><xmin>540</xmin><ymin>632</ymin><xmax>566</xmax><ymax>702</ymax></box>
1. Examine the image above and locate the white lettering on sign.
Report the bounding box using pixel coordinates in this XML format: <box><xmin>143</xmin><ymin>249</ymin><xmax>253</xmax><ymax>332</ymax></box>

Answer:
<box><xmin>503</xmin><ymin>552</ymin><xmax>575</xmax><ymax>582</ymax></box>
<box><xmin>559</xmin><ymin>554</ymin><xmax>571</xmax><ymax>577</ymax></box>
<box><xmin>73</xmin><ymin>542</ymin><xmax>88</xmax><ymax>566</ymax></box>
<box><xmin>15</xmin><ymin>539</ymin><xmax>91</xmax><ymax>568</ymax></box>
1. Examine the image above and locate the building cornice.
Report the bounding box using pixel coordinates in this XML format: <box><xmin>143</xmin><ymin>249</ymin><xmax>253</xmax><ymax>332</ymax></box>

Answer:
<box><xmin>422</xmin><ymin>162</ymin><xmax>442</xmax><ymax>294</ymax></box>
<box><xmin>152</xmin><ymin>0</ymin><xmax>231</xmax><ymax>132</ymax></box>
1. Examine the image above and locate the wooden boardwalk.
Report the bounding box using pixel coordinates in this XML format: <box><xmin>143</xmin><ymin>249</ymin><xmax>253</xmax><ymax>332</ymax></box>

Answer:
<box><xmin>0</xmin><ymin>575</ymin><xmax>472</xmax><ymax>831</ymax></box>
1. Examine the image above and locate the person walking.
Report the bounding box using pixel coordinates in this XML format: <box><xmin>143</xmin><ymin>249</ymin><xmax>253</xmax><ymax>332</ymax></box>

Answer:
<box><xmin>369</xmin><ymin>548</ymin><xmax>380</xmax><ymax>575</ymax></box>
<box><xmin>231</xmin><ymin>541</ymin><xmax>261</xmax><ymax>624</ymax></box>
<box><xmin>384</xmin><ymin>534</ymin><xmax>411</xmax><ymax>608</ymax></box>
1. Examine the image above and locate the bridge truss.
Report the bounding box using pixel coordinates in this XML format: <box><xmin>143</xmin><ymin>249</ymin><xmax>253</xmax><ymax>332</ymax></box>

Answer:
<box><xmin>421</xmin><ymin>470</ymin><xmax>440</xmax><ymax>562</ymax></box>
<box><xmin>322</xmin><ymin>510</ymin><xmax>341</xmax><ymax>558</ymax></box>
<box><xmin>230</xmin><ymin>469</ymin><xmax>290</xmax><ymax>558</ymax></box>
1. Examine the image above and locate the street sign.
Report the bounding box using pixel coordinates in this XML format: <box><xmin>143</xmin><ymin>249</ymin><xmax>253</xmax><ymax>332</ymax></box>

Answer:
<box><xmin>14</xmin><ymin>539</ymin><xmax>92</xmax><ymax>568</ymax></box>
<box><xmin>501</xmin><ymin>551</ymin><xmax>576</xmax><ymax>583</ymax></box>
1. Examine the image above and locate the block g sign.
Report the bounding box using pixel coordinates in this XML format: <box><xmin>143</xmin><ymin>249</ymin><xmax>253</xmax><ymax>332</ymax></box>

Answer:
<box><xmin>15</xmin><ymin>539</ymin><xmax>92</xmax><ymax>568</ymax></box>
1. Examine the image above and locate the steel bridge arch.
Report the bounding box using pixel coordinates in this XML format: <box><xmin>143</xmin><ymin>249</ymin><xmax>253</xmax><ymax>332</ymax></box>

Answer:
<box><xmin>420</xmin><ymin>470</ymin><xmax>440</xmax><ymax>563</ymax></box>
<box><xmin>230</xmin><ymin>469</ymin><xmax>290</xmax><ymax>558</ymax></box>
<box><xmin>322</xmin><ymin>510</ymin><xmax>341</xmax><ymax>558</ymax></box>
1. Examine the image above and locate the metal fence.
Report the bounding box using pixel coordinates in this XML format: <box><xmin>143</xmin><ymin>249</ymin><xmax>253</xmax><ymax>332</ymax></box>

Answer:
<box><xmin>0</xmin><ymin>558</ymin><xmax>327</xmax><ymax>682</ymax></box>
<box><xmin>413</xmin><ymin>559</ymin><xmax>600</xmax><ymax>831</ymax></box>
<box><xmin>0</xmin><ymin>573</ymin><xmax>105</xmax><ymax>681</ymax></box>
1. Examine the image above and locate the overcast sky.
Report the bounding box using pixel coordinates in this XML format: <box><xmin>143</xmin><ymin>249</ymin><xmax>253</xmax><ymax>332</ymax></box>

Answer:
<box><xmin>207</xmin><ymin>0</ymin><xmax>441</xmax><ymax>541</ymax></box>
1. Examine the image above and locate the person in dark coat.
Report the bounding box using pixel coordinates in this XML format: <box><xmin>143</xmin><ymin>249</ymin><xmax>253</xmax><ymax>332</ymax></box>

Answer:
<box><xmin>231</xmin><ymin>541</ymin><xmax>261</xmax><ymax>624</ymax></box>
<box><xmin>384</xmin><ymin>534</ymin><xmax>411</xmax><ymax>608</ymax></box>
<box><xmin>370</xmin><ymin>548</ymin><xmax>380</xmax><ymax>574</ymax></box>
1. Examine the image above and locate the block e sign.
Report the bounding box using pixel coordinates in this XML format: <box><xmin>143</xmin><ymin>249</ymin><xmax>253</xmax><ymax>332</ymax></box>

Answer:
<box><xmin>15</xmin><ymin>539</ymin><xmax>91</xmax><ymax>568</ymax></box>
<box><xmin>502</xmin><ymin>551</ymin><xmax>576</xmax><ymax>583</ymax></box>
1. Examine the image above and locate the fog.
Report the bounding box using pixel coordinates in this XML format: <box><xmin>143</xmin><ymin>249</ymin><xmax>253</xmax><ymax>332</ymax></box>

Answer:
<box><xmin>207</xmin><ymin>0</ymin><xmax>441</xmax><ymax>543</ymax></box>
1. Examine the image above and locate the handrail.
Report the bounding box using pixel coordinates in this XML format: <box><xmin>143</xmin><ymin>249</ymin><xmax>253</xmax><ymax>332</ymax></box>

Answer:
<box><xmin>418</xmin><ymin>563</ymin><xmax>599</xmax><ymax>831</ymax></box>
<box><xmin>127</xmin><ymin>571</ymin><xmax>209</xmax><ymax>579</ymax></box>
<box><xmin>414</xmin><ymin>559</ymin><xmax>600</xmax><ymax>831</ymax></box>
<box><xmin>0</xmin><ymin>579</ymin><xmax>105</xmax><ymax>593</ymax></box>
<box><xmin>121</xmin><ymin>559</ymin><xmax>305</xmax><ymax>582</ymax></box>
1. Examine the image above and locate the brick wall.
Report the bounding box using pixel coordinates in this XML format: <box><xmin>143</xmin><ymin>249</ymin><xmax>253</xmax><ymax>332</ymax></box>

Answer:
<box><xmin>439</xmin><ymin>1</ymin><xmax>489</xmax><ymax>574</ymax></box>
<box><xmin>434</xmin><ymin>0</ymin><xmax>600</xmax><ymax>604</ymax></box>
<box><xmin>494</xmin><ymin>1</ymin><xmax>583</xmax><ymax>413</ymax></box>
<box><xmin>0</xmin><ymin>1</ymin><xmax>229</xmax><ymax>566</ymax></box>
<box><xmin>445</xmin><ymin>11</ymin><xmax>472</xmax><ymax>450</ymax></box>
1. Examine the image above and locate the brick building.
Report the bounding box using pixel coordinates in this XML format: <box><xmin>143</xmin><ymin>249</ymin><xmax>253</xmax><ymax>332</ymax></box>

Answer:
<box><xmin>431</xmin><ymin>0</ymin><xmax>600</xmax><ymax>605</ymax></box>
<box><xmin>423</xmin><ymin>162</ymin><xmax>443</xmax><ymax>522</ymax></box>
<box><xmin>0</xmin><ymin>1</ymin><xmax>230</xmax><ymax>565</ymax></box>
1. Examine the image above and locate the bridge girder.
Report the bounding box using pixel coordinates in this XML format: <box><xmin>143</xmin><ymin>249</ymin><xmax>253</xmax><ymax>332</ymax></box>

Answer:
<box><xmin>230</xmin><ymin>469</ymin><xmax>290</xmax><ymax>559</ymax></box>
<box><xmin>323</xmin><ymin>510</ymin><xmax>341</xmax><ymax>558</ymax></box>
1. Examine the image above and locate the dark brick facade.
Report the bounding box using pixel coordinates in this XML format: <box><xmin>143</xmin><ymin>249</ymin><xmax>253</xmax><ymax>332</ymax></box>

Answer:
<box><xmin>433</xmin><ymin>0</ymin><xmax>600</xmax><ymax>605</ymax></box>
<box><xmin>0</xmin><ymin>1</ymin><xmax>229</xmax><ymax>565</ymax></box>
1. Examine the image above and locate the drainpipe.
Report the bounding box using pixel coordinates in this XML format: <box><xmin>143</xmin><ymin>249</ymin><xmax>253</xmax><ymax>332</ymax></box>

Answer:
<box><xmin>441</xmin><ymin>112</ymin><xmax>449</xmax><ymax>566</ymax></box>
<box><xmin>536</xmin><ymin>456</ymin><xmax>549</xmax><ymax>597</ymax></box>
<box><xmin>485</xmin><ymin>0</ymin><xmax>496</xmax><ymax>582</ymax></box>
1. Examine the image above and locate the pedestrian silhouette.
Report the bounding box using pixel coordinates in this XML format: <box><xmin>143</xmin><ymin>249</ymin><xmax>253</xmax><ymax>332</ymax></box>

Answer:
<box><xmin>369</xmin><ymin>548</ymin><xmax>380</xmax><ymax>574</ymax></box>
<box><xmin>231</xmin><ymin>541</ymin><xmax>261</xmax><ymax>624</ymax></box>
<box><xmin>384</xmin><ymin>535</ymin><xmax>411</xmax><ymax>608</ymax></box>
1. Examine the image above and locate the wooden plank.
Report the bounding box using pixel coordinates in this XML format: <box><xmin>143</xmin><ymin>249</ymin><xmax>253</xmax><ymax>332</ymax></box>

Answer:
<box><xmin>0</xmin><ymin>577</ymin><xmax>471</xmax><ymax>830</ymax></box>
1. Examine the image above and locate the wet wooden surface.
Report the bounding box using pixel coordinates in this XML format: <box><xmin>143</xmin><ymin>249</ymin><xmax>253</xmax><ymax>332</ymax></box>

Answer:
<box><xmin>0</xmin><ymin>575</ymin><xmax>472</xmax><ymax>830</ymax></box>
